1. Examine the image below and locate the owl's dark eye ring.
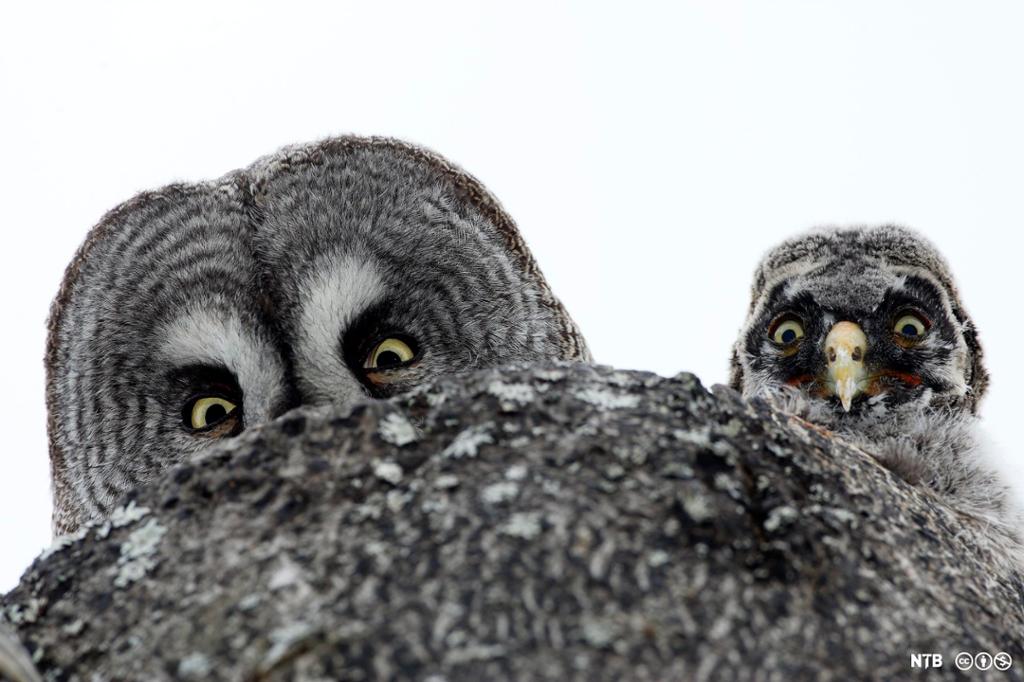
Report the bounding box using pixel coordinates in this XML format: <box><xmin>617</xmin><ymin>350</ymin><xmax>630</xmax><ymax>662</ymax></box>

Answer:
<box><xmin>340</xmin><ymin>303</ymin><xmax>423</xmax><ymax>394</ymax></box>
<box><xmin>767</xmin><ymin>313</ymin><xmax>806</xmax><ymax>347</ymax></box>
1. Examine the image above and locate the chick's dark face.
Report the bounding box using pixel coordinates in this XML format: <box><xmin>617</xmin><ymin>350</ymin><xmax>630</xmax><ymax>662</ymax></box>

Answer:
<box><xmin>742</xmin><ymin>264</ymin><xmax>967</xmax><ymax>414</ymax></box>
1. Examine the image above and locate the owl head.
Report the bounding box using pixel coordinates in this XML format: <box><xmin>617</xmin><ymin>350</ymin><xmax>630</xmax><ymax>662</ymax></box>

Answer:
<box><xmin>46</xmin><ymin>136</ymin><xmax>589</xmax><ymax>534</ymax></box>
<box><xmin>730</xmin><ymin>225</ymin><xmax>988</xmax><ymax>421</ymax></box>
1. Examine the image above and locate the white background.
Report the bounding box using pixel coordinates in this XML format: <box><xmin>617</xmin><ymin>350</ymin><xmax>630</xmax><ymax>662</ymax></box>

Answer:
<box><xmin>2</xmin><ymin>1</ymin><xmax>1023</xmax><ymax>592</ymax></box>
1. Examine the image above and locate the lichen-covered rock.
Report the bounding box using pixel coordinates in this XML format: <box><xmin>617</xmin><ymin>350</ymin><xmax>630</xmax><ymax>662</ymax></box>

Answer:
<box><xmin>3</xmin><ymin>365</ymin><xmax>1023</xmax><ymax>681</ymax></box>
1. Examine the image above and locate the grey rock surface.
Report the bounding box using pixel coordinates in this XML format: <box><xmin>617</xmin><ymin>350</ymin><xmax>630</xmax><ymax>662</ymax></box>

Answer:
<box><xmin>3</xmin><ymin>364</ymin><xmax>1023</xmax><ymax>681</ymax></box>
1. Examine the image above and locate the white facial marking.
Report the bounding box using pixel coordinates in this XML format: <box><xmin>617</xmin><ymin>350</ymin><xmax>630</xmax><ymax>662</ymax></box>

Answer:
<box><xmin>295</xmin><ymin>254</ymin><xmax>385</xmax><ymax>405</ymax></box>
<box><xmin>159</xmin><ymin>307</ymin><xmax>286</xmax><ymax>424</ymax></box>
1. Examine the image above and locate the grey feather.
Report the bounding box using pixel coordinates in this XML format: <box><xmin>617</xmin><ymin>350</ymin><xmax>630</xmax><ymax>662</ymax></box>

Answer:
<box><xmin>46</xmin><ymin>136</ymin><xmax>589</xmax><ymax>535</ymax></box>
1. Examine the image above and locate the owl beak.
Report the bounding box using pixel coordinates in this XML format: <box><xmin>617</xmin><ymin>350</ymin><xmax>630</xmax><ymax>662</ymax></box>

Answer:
<box><xmin>824</xmin><ymin>321</ymin><xmax>868</xmax><ymax>412</ymax></box>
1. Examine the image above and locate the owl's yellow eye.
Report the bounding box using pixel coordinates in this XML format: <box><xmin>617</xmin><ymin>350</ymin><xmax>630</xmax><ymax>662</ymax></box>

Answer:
<box><xmin>769</xmin><ymin>316</ymin><xmax>805</xmax><ymax>346</ymax></box>
<box><xmin>365</xmin><ymin>337</ymin><xmax>417</xmax><ymax>371</ymax></box>
<box><xmin>188</xmin><ymin>396</ymin><xmax>238</xmax><ymax>430</ymax></box>
<box><xmin>894</xmin><ymin>313</ymin><xmax>929</xmax><ymax>340</ymax></box>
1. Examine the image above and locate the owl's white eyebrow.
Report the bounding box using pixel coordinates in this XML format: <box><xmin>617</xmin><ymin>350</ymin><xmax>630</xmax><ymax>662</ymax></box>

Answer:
<box><xmin>294</xmin><ymin>253</ymin><xmax>385</xmax><ymax>403</ymax></box>
<box><xmin>159</xmin><ymin>310</ymin><xmax>263</xmax><ymax>367</ymax></box>
<box><xmin>157</xmin><ymin>308</ymin><xmax>286</xmax><ymax>420</ymax></box>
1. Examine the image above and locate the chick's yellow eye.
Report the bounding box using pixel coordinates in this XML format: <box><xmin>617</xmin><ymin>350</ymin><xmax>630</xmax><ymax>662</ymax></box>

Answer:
<box><xmin>894</xmin><ymin>313</ymin><xmax>928</xmax><ymax>339</ymax></box>
<box><xmin>770</xmin><ymin>318</ymin><xmax>805</xmax><ymax>345</ymax></box>
<box><xmin>365</xmin><ymin>337</ymin><xmax>416</xmax><ymax>370</ymax></box>
<box><xmin>189</xmin><ymin>396</ymin><xmax>238</xmax><ymax>430</ymax></box>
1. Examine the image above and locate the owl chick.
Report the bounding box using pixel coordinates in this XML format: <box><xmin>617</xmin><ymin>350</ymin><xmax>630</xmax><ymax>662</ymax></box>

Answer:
<box><xmin>46</xmin><ymin>136</ymin><xmax>589</xmax><ymax>535</ymax></box>
<box><xmin>730</xmin><ymin>225</ymin><xmax>1021</xmax><ymax>545</ymax></box>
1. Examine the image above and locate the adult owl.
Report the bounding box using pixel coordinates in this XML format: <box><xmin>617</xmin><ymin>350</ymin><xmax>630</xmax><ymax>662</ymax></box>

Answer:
<box><xmin>730</xmin><ymin>225</ymin><xmax>1021</xmax><ymax>545</ymax></box>
<box><xmin>45</xmin><ymin>136</ymin><xmax>589</xmax><ymax>535</ymax></box>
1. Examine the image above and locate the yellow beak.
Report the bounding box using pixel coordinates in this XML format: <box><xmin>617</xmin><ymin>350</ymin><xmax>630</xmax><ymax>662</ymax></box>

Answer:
<box><xmin>824</xmin><ymin>321</ymin><xmax>868</xmax><ymax>412</ymax></box>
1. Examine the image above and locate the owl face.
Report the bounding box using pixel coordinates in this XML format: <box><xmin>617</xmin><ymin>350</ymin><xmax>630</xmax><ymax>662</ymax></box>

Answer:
<box><xmin>47</xmin><ymin>137</ymin><xmax>589</xmax><ymax>533</ymax></box>
<box><xmin>731</xmin><ymin>226</ymin><xmax>987</xmax><ymax>420</ymax></box>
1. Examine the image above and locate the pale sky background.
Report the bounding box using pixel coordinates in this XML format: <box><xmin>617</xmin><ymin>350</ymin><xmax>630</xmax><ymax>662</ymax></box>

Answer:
<box><xmin>2</xmin><ymin>1</ymin><xmax>1023</xmax><ymax>592</ymax></box>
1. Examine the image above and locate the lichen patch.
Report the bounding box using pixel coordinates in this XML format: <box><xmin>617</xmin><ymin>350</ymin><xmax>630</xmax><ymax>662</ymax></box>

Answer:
<box><xmin>114</xmin><ymin>518</ymin><xmax>167</xmax><ymax>588</ymax></box>
<box><xmin>442</xmin><ymin>424</ymin><xmax>494</xmax><ymax>459</ymax></box>
<box><xmin>373</xmin><ymin>460</ymin><xmax>404</xmax><ymax>485</ymax></box>
<box><xmin>574</xmin><ymin>388</ymin><xmax>640</xmax><ymax>410</ymax></box>
<box><xmin>378</xmin><ymin>412</ymin><xmax>419</xmax><ymax>447</ymax></box>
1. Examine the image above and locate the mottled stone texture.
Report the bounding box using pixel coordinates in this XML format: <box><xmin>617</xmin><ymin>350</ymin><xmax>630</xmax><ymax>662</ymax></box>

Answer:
<box><xmin>4</xmin><ymin>365</ymin><xmax>1023</xmax><ymax>681</ymax></box>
